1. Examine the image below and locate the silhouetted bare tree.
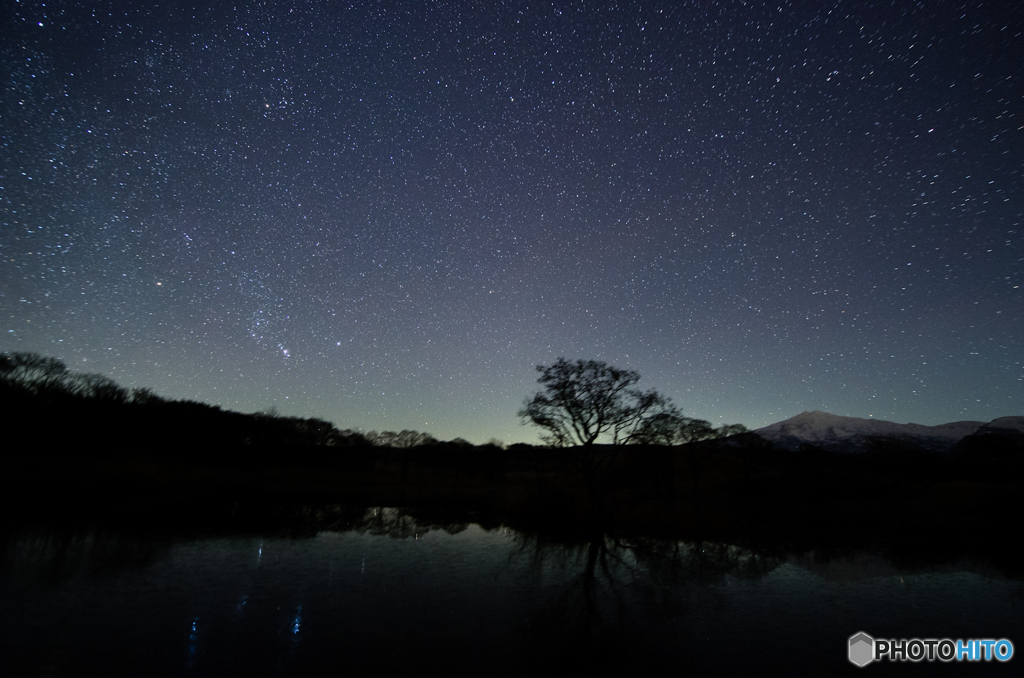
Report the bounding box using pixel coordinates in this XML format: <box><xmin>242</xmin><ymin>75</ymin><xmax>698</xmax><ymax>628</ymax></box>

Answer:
<box><xmin>0</xmin><ymin>351</ymin><xmax>130</xmax><ymax>402</ymax></box>
<box><xmin>0</xmin><ymin>352</ymin><xmax>73</xmax><ymax>395</ymax></box>
<box><xmin>518</xmin><ymin>358</ymin><xmax>677</xmax><ymax>447</ymax></box>
<box><xmin>365</xmin><ymin>429</ymin><xmax>438</xmax><ymax>448</ymax></box>
<box><xmin>632</xmin><ymin>414</ymin><xmax>748</xmax><ymax>446</ymax></box>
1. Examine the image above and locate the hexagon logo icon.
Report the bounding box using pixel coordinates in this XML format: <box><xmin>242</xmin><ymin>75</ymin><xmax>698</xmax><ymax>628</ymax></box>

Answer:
<box><xmin>849</xmin><ymin>632</ymin><xmax>875</xmax><ymax>667</ymax></box>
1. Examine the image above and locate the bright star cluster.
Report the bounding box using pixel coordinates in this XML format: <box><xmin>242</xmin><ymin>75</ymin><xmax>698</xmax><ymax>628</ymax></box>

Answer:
<box><xmin>2</xmin><ymin>1</ymin><xmax>1021</xmax><ymax>443</ymax></box>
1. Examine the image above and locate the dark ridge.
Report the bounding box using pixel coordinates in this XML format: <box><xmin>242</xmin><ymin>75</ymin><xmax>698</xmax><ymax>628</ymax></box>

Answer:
<box><xmin>3</xmin><ymin>352</ymin><xmax>1022</xmax><ymax>576</ymax></box>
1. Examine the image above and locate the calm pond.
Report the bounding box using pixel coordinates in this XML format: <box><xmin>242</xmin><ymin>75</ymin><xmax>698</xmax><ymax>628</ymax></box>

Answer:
<box><xmin>2</xmin><ymin>507</ymin><xmax>1020</xmax><ymax>676</ymax></box>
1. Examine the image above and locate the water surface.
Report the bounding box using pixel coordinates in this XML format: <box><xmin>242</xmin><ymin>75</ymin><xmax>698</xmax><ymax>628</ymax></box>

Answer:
<box><xmin>3</xmin><ymin>509</ymin><xmax>1020</xmax><ymax>676</ymax></box>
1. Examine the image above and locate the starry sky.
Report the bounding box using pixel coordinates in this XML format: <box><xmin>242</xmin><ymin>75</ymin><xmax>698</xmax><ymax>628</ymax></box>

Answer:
<box><xmin>2</xmin><ymin>1</ymin><xmax>1021</xmax><ymax>444</ymax></box>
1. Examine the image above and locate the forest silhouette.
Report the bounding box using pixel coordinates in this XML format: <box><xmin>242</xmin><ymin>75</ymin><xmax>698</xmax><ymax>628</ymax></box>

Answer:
<box><xmin>2</xmin><ymin>351</ymin><xmax>1021</xmax><ymax>574</ymax></box>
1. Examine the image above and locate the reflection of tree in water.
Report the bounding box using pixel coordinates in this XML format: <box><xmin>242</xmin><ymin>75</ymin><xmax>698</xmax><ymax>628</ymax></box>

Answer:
<box><xmin>0</xmin><ymin>505</ymin><xmax>478</xmax><ymax>580</ymax></box>
<box><xmin>241</xmin><ymin>503</ymin><xmax>473</xmax><ymax>539</ymax></box>
<box><xmin>307</xmin><ymin>504</ymin><xmax>783</xmax><ymax>672</ymax></box>
<box><xmin>511</xmin><ymin>530</ymin><xmax>779</xmax><ymax>673</ymax></box>
<box><xmin>322</xmin><ymin>506</ymin><xmax>472</xmax><ymax>540</ymax></box>
<box><xmin>0</xmin><ymin>528</ymin><xmax>172</xmax><ymax>584</ymax></box>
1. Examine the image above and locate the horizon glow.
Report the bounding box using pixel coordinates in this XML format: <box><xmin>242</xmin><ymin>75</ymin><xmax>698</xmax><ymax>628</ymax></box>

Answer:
<box><xmin>2</xmin><ymin>2</ymin><xmax>1020</xmax><ymax>443</ymax></box>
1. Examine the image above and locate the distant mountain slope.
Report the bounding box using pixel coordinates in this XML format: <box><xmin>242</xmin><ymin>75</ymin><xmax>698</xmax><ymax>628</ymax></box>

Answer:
<box><xmin>753</xmin><ymin>411</ymin><xmax>988</xmax><ymax>452</ymax></box>
<box><xmin>952</xmin><ymin>416</ymin><xmax>1024</xmax><ymax>456</ymax></box>
<box><xmin>976</xmin><ymin>416</ymin><xmax>1024</xmax><ymax>434</ymax></box>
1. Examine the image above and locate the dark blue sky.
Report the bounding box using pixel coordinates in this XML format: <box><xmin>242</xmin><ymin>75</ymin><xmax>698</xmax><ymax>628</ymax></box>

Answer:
<box><xmin>3</xmin><ymin>1</ymin><xmax>1021</xmax><ymax>443</ymax></box>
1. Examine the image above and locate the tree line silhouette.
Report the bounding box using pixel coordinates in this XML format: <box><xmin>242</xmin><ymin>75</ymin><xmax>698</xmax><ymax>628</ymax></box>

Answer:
<box><xmin>0</xmin><ymin>351</ymin><xmax>429</xmax><ymax>457</ymax></box>
<box><xmin>3</xmin><ymin>352</ymin><xmax>755</xmax><ymax>458</ymax></box>
<box><xmin>4</xmin><ymin>351</ymin><xmax>1021</xmax><ymax>571</ymax></box>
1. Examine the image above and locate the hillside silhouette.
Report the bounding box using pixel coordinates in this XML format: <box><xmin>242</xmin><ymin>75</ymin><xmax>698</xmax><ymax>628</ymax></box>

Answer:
<box><xmin>0</xmin><ymin>351</ymin><xmax>433</xmax><ymax>463</ymax></box>
<box><xmin>3</xmin><ymin>351</ymin><xmax>1021</xmax><ymax>574</ymax></box>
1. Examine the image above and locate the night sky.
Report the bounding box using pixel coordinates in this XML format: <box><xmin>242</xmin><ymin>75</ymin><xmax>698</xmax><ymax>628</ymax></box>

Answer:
<box><xmin>2</xmin><ymin>1</ymin><xmax>1021</xmax><ymax>444</ymax></box>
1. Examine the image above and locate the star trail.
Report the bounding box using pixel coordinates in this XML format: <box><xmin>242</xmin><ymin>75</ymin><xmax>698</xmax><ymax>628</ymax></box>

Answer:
<box><xmin>2</xmin><ymin>1</ymin><xmax>1021</xmax><ymax>443</ymax></box>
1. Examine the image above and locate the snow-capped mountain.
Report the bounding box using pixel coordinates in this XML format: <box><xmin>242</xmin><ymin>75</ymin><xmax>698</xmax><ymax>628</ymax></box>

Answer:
<box><xmin>752</xmin><ymin>411</ymin><xmax>1004</xmax><ymax>452</ymax></box>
